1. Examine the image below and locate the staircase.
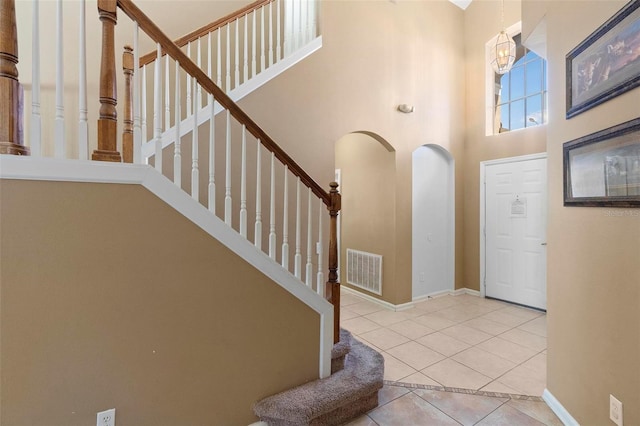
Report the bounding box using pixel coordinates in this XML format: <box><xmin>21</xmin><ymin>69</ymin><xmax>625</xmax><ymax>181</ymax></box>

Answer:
<box><xmin>0</xmin><ymin>0</ymin><xmax>383</xmax><ymax>424</ymax></box>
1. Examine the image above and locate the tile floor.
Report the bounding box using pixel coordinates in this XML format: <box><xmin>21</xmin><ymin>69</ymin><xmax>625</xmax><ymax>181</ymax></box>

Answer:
<box><xmin>344</xmin><ymin>384</ymin><xmax>562</xmax><ymax>426</ymax></box>
<box><xmin>341</xmin><ymin>290</ymin><xmax>548</xmax><ymax>396</ymax></box>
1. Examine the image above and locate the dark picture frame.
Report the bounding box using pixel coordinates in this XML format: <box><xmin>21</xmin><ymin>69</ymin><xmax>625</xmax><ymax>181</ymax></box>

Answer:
<box><xmin>564</xmin><ymin>117</ymin><xmax>640</xmax><ymax>207</ymax></box>
<box><xmin>566</xmin><ymin>0</ymin><xmax>640</xmax><ymax>119</ymax></box>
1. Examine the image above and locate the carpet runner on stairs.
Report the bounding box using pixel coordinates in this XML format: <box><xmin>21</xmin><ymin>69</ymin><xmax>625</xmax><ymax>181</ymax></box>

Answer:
<box><xmin>253</xmin><ymin>329</ymin><xmax>384</xmax><ymax>426</ymax></box>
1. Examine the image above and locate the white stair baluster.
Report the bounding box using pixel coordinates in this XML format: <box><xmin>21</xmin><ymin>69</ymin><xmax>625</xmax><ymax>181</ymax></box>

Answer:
<box><xmin>243</xmin><ymin>14</ymin><xmax>249</xmax><ymax>83</ymax></box>
<box><xmin>226</xmin><ymin>25</ymin><xmax>231</xmax><ymax>91</ymax></box>
<box><xmin>234</xmin><ymin>19</ymin><xmax>240</xmax><ymax>89</ymax></box>
<box><xmin>240</xmin><ymin>126</ymin><xmax>247</xmax><ymax>238</ymax></box>
<box><xmin>217</xmin><ymin>29</ymin><xmax>222</xmax><ymax>87</ymax></box>
<box><xmin>268</xmin><ymin>1</ymin><xmax>274</xmax><ymax>67</ymax></box>
<box><xmin>301</xmin><ymin>0</ymin><xmax>307</xmax><ymax>46</ymax></box>
<box><xmin>282</xmin><ymin>167</ymin><xmax>289</xmax><ymax>270</ymax></box>
<box><xmin>260</xmin><ymin>7</ymin><xmax>265</xmax><ymax>73</ymax></box>
<box><xmin>191</xmin><ymin>80</ymin><xmax>199</xmax><ymax>201</ymax></box>
<box><xmin>141</xmin><ymin>64</ymin><xmax>147</xmax><ymax>156</ymax></box>
<box><xmin>153</xmin><ymin>44</ymin><xmax>162</xmax><ymax>172</ymax></box>
<box><xmin>174</xmin><ymin>62</ymin><xmax>181</xmax><ymax>187</ymax></box>
<box><xmin>316</xmin><ymin>198</ymin><xmax>324</xmax><ymax>294</ymax></box>
<box><xmin>311</xmin><ymin>0</ymin><xmax>318</xmax><ymax>39</ymax></box>
<box><xmin>164</xmin><ymin>55</ymin><xmax>170</xmax><ymax>131</ymax></box>
<box><xmin>208</xmin><ymin>94</ymin><xmax>215</xmax><ymax>213</ymax></box>
<box><xmin>207</xmin><ymin>32</ymin><xmax>213</xmax><ymax>103</ymax></box>
<box><xmin>255</xmin><ymin>140</ymin><xmax>262</xmax><ymax>249</ymax></box>
<box><xmin>133</xmin><ymin>22</ymin><xmax>141</xmax><ymax>164</ymax></box>
<box><xmin>225</xmin><ymin>110</ymin><xmax>232</xmax><ymax>226</ymax></box>
<box><xmin>55</xmin><ymin>0</ymin><xmax>64</xmax><ymax>158</ymax></box>
<box><xmin>251</xmin><ymin>11</ymin><xmax>257</xmax><ymax>77</ymax></box>
<box><xmin>294</xmin><ymin>177</ymin><xmax>302</xmax><ymax>279</ymax></box>
<box><xmin>276</xmin><ymin>0</ymin><xmax>282</xmax><ymax>61</ymax></box>
<box><xmin>305</xmin><ymin>188</ymin><xmax>313</xmax><ymax>286</ymax></box>
<box><xmin>269</xmin><ymin>152</ymin><xmax>277</xmax><ymax>259</ymax></box>
<box><xmin>31</xmin><ymin>0</ymin><xmax>41</xmax><ymax>156</ymax></box>
<box><xmin>78</xmin><ymin>0</ymin><xmax>88</xmax><ymax>160</ymax></box>
<box><xmin>186</xmin><ymin>42</ymin><xmax>192</xmax><ymax>117</ymax></box>
<box><xmin>197</xmin><ymin>38</ymin><xmax>202</xmax><ymax>110</ymax></box>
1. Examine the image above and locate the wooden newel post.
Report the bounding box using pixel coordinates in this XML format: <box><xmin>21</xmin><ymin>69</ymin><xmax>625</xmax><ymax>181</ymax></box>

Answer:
<box><xmin>92</xmin><ymin>0</ymin><xmax>122</xmax><ymax>162</ymax></box>
<box><xmin>122</xmin><ymin>45</ymin><xmax>133</xmax><ymax>163</ymax></box>
<box><xmin>326</xmin><ymin>182</ymin><xmax>341</xmax><ymax>344</ymax></box>
<box><xmin>0</xmin><ymin>0</ymin><xmax>29</xmax><ymax>155</ymax></box>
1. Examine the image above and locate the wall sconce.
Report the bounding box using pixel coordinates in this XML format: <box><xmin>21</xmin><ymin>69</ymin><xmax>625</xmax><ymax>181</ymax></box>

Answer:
<box><xmin>397</xmin><ymin>104</ymin><xmax>415</xmax><ymax>113</ymax></box>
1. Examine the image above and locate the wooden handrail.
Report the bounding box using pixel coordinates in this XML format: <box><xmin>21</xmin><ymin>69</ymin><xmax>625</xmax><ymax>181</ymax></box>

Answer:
<box><xmin>138</xmin><ymin>0</ymin><xmax>274</xmax><ymax>67</ymax></box>
<box><xmin>117</xmin><ymin>0</ymin><xmax>330</xmax><ymax>205</ymax></box>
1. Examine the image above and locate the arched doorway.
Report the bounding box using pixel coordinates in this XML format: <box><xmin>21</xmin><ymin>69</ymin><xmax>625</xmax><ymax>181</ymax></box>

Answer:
<box><xmin>412</xmin><ymin>144</ymin><xmax>455</xmax><ymax>299</ymax></box>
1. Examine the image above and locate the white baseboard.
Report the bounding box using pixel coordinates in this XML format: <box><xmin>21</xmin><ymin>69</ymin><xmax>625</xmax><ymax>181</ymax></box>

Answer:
<box><xmin>542</xmin><ymin>389</ymin><xmax>580</xmax><ymax>426</ymax></box>
<box><xmin>342</xmin><ymin>286</ymin><xmax>482</xmax><ymax>311</ymax></box>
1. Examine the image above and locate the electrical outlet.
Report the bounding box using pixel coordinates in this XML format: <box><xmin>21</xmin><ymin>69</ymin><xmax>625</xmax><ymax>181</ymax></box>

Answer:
<box><xmin>610</xmin><ymin>395</ymin><xmax>623</xmax><ymax>426</ymax></box>
<box><xmin>97</xmin><ymin>408</ymin><xmax>115</xmax><ymax>426</ymax></box>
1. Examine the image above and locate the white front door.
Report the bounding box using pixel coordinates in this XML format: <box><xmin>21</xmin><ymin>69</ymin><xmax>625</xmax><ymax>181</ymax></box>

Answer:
<box><xmin>484</xmin><ymin>156</ymin><xmax>547</xmax><ymax>310</ymax></box>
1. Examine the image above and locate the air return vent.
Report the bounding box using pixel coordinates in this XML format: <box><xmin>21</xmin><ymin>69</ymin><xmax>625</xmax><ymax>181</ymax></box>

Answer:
<box><xmin>346</xmin><ymin>249</ymin><xmax>382</xmax><ymax>295</ymax></box>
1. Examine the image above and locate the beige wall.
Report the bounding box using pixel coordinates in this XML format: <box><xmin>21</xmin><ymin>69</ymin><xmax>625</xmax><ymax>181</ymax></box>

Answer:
<box><xmin>0</xmin><ymin>179</ymin><xmax>320</xmax><ymax>426</ymax></box>
<box><xmin>240</xmin><ymin>0</ymin><xmax>467</xmax><ymax>304</ymax></box>
<box><xmin>336</xmin><ymin>132</ymin><xmax>396</xmax><ymax>300</ymax></box>
<box><xmin>462</xmin><ymin>0</ymin><xmax>547</xmax><ymax>291</ymax></box>
<box><xmin>539</xmin><ymin>1</ymin><xmax>640</xmax><ymax>424</ymax></box>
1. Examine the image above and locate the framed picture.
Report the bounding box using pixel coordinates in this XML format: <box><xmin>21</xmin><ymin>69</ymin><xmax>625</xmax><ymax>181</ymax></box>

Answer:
<box><xmin>566</xmin><ymin>0</ymin><xmax>640</xmax><ymax>118</ymax></box>
<box><xmin>564</xmin><ymin>117</ymin><xmax>640</xmax><ymax>207</ymax></box>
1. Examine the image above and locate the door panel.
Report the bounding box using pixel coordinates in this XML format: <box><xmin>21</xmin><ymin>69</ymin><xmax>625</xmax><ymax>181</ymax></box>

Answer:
<box><xmin>485</xmin><ymin>157</ymin><xmax>547</xmax><ymax>310</ymax></box>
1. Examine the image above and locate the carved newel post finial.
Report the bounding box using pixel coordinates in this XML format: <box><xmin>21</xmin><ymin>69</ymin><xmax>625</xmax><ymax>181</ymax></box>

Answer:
<box><xmin>326</xmin><ymin>181</ymin><xmax>341</xmax><ymax>343</ymax></box>
<box><xmin>0</xmin><ymin>0</ymin><xmax>29</xmax><ymax>155</ymax></box>
<box><xmin>122</xmin><ymin>45</ymin><xmax>134</xmax><ymax>163</ymax></box>
<box><xmin>92</xmin><ymin>0</ymin><xmax>122</xmax><ymax>162</ymax></box>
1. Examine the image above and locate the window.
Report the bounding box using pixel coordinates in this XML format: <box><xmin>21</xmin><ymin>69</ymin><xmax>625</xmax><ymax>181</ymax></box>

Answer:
<box><xmin>493</xmin><ymin>34</ymin><xmax>547</xmax><ymax>134</ymax></box>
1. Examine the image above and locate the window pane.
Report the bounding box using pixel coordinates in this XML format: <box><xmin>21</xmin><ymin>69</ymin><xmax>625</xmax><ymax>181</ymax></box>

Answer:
<box><xmin>510</xmin><ymin>66</ymin><xmax>525</xmax><ymax>99</ymax></box>
<box><xmin>496</xmin><ymin>104</ymin><xmax>509</xmax><ymax>133</ymax></box>
<box><xmin>523</xmin><ymin>50</ymin><xmax>537</xmax><ymax>64</ymax></box>
<box><xmin>511</xmin><ymin>99</ymin><xmax>525</xmax><ymax>130</ymax></box>
<box><xmin>500</xmin><ymin>73</ymin><xmax>510</xmax><ymax>102</ymax></box>
<box><xmin>526</xmin><ymin>94</ymin><xmax>542</xmax><ymax>127</ymax></box>
<box><xmin>526</xmin><ymin>59</ymin><xmax>542</xmax><ymax>95</ymax></box>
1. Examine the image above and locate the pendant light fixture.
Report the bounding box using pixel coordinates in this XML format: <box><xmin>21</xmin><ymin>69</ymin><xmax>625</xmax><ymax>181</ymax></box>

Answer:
<box><xmin>489</xmin><ymin>0</ymin><xmax>516</xmax><ymax>75</ymax></box>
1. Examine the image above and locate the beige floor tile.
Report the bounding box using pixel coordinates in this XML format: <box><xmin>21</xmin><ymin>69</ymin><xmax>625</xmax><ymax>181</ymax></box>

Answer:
<box><xmin>416</xmin><ymin>331</ymin><xmax>470</xmax><ymax>357</ymax></box>
<box><xmin>476</xmin><ymin>403</ymin><xmax>546</xmax><ymax>425</ymax></box>
<box><xmin>519</xmin><ymin>352</ymin><xmax>547</xmax><ymax>377</ymax></box>
<box><xmin>496</xmin><ymin>364</ymin><xmax>546</xmax><ymax>396</ymax></box>
<box><xmin>421</xmin><ymin>359</ymin><xmax>493</xmax><ymax>390</ymax></box>
<box><xmin>518</xmin><ymin>315</ymin><xmax>547</xmax><ymax>337</ymax></box>
<box><xmin>380</xmin><ymin>352</ymin><xmax>417</xmax><ymax>381</ymax></box>
<box><xmin>342</xmin><ymin>316</ymin><xmax>382</xmax><ymax>335</ymax></box>
<box><xmin>460</xmin><ymin>302</ymin><xmax>502</xmax><ymax>316</ymax></box>
<box><xmin>387</xmin><ymin>319</ymin><xmax>436</xmax><ymax>340</ymax></box>
<box><xmin>386</xmin><ymin>341</ymin><xmax>445</xmax><ymax>370</ymax></box>
<box><xmin>452</xmin><ymin>347</ymin><xmax>518</xmax><ymax>379</ymax></box>
<box><xmin>412</xmin><ymin>313</ymin><xmax>458</xmax><ymax>330</ymax></box>
<box><xmin>341</xmin><ymin>307</ymin><xmax>360</xmax><ymax>321</ymax></box>
<box><xmin>412</xmin><ymin>300</ymin><xmax>448</xmax><ymax>314</ymax></box>
<box><xmin>368</xmin><ymin>392</ymin><xmax>460</xmax><ymax>425</ymax></box>
<box><xmin>414</xmin><ymin>388</ymin><xmax>508</xmax><ymax>426</ymax></box>
<box><xmin>432</xmin><ymin>306</ymin><xmax>482</xmax><ymax>322</ymax></box>
<box><xmin>358</xmin><ymin>328</ymin><xmax>410</xmax><ymax>350</ymax></box>
<box><xmin>480</xmin><ymin>310</ymin><xmax>532</xmax><ymax>327</ymax></box>
<box><xmin>465</xmin><ymin>297</ymin><xmax>511</xmax><ymax>310</ymax></box>
<box><xmin>340</xmin><ymin>293</ymin><xmax>363</xmax><ymax>306</ymax></box>
<box><xmin>377</xmin><ymin>385</ymin><xmax>411</xmax><ymax>406</ymax></box>
<box><xmin>480</xmin><ymin>380</ymin><xmax>524</xmax><ymax>395</ymax></box>
<box><xmin>507</xmin><ymin>399</ymin><xmax>563</xmax><ymax>426</ymax></box>
<box><xmin>499</xmin><ymin>328</ymin><xmax>547</xmax><ymax>352</ymax></box>
<box><xmin>462</xmin><ymin>317</ymin><xmax>513</xmax><ymax>335</ymax></box>
<box><xmin>364</xmin><ymin>309</ymin><xmax>414</xmax><ymax>327</ymax></box>
<box><xmin>342</xmin><ymin>414</ymin><xmax>377</xmax><ymax>426</ymax></box>
<box><xmin>348</xmin><ymin>301</ymin><xmax>386</xmax><ymax>316</ymax></box>
<box><xmin>397</xmin><ymin>371</ymin><xmax>443</xmax><ymax>386</ymax></box>
<box><xmin>440</xmin><ymin>324</ymin><xmax>493</xmax><ymax>345</ymax></box>
<box><xmin>501</xmin><ymin>306</ymin><xmax>544</xmax><ymax>321</ymax></box>
<box><xmin>476</xmin><ymin>336</ymin><xmax>538</xmax><ymax>364</ymax></box>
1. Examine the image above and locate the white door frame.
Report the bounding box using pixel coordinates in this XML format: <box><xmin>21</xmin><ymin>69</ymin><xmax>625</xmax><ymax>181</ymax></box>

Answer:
<box><xmin>479</xmin><ymin>152</ymin><xmax>547</xmax><ymax>298</ymax></box>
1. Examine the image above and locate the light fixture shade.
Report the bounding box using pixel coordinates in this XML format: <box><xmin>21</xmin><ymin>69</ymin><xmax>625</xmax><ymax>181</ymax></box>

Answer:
<box><xmin>490</xmin><ymin>31</ymin><xmax>516</xmax><ymax>75</ymax></box>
